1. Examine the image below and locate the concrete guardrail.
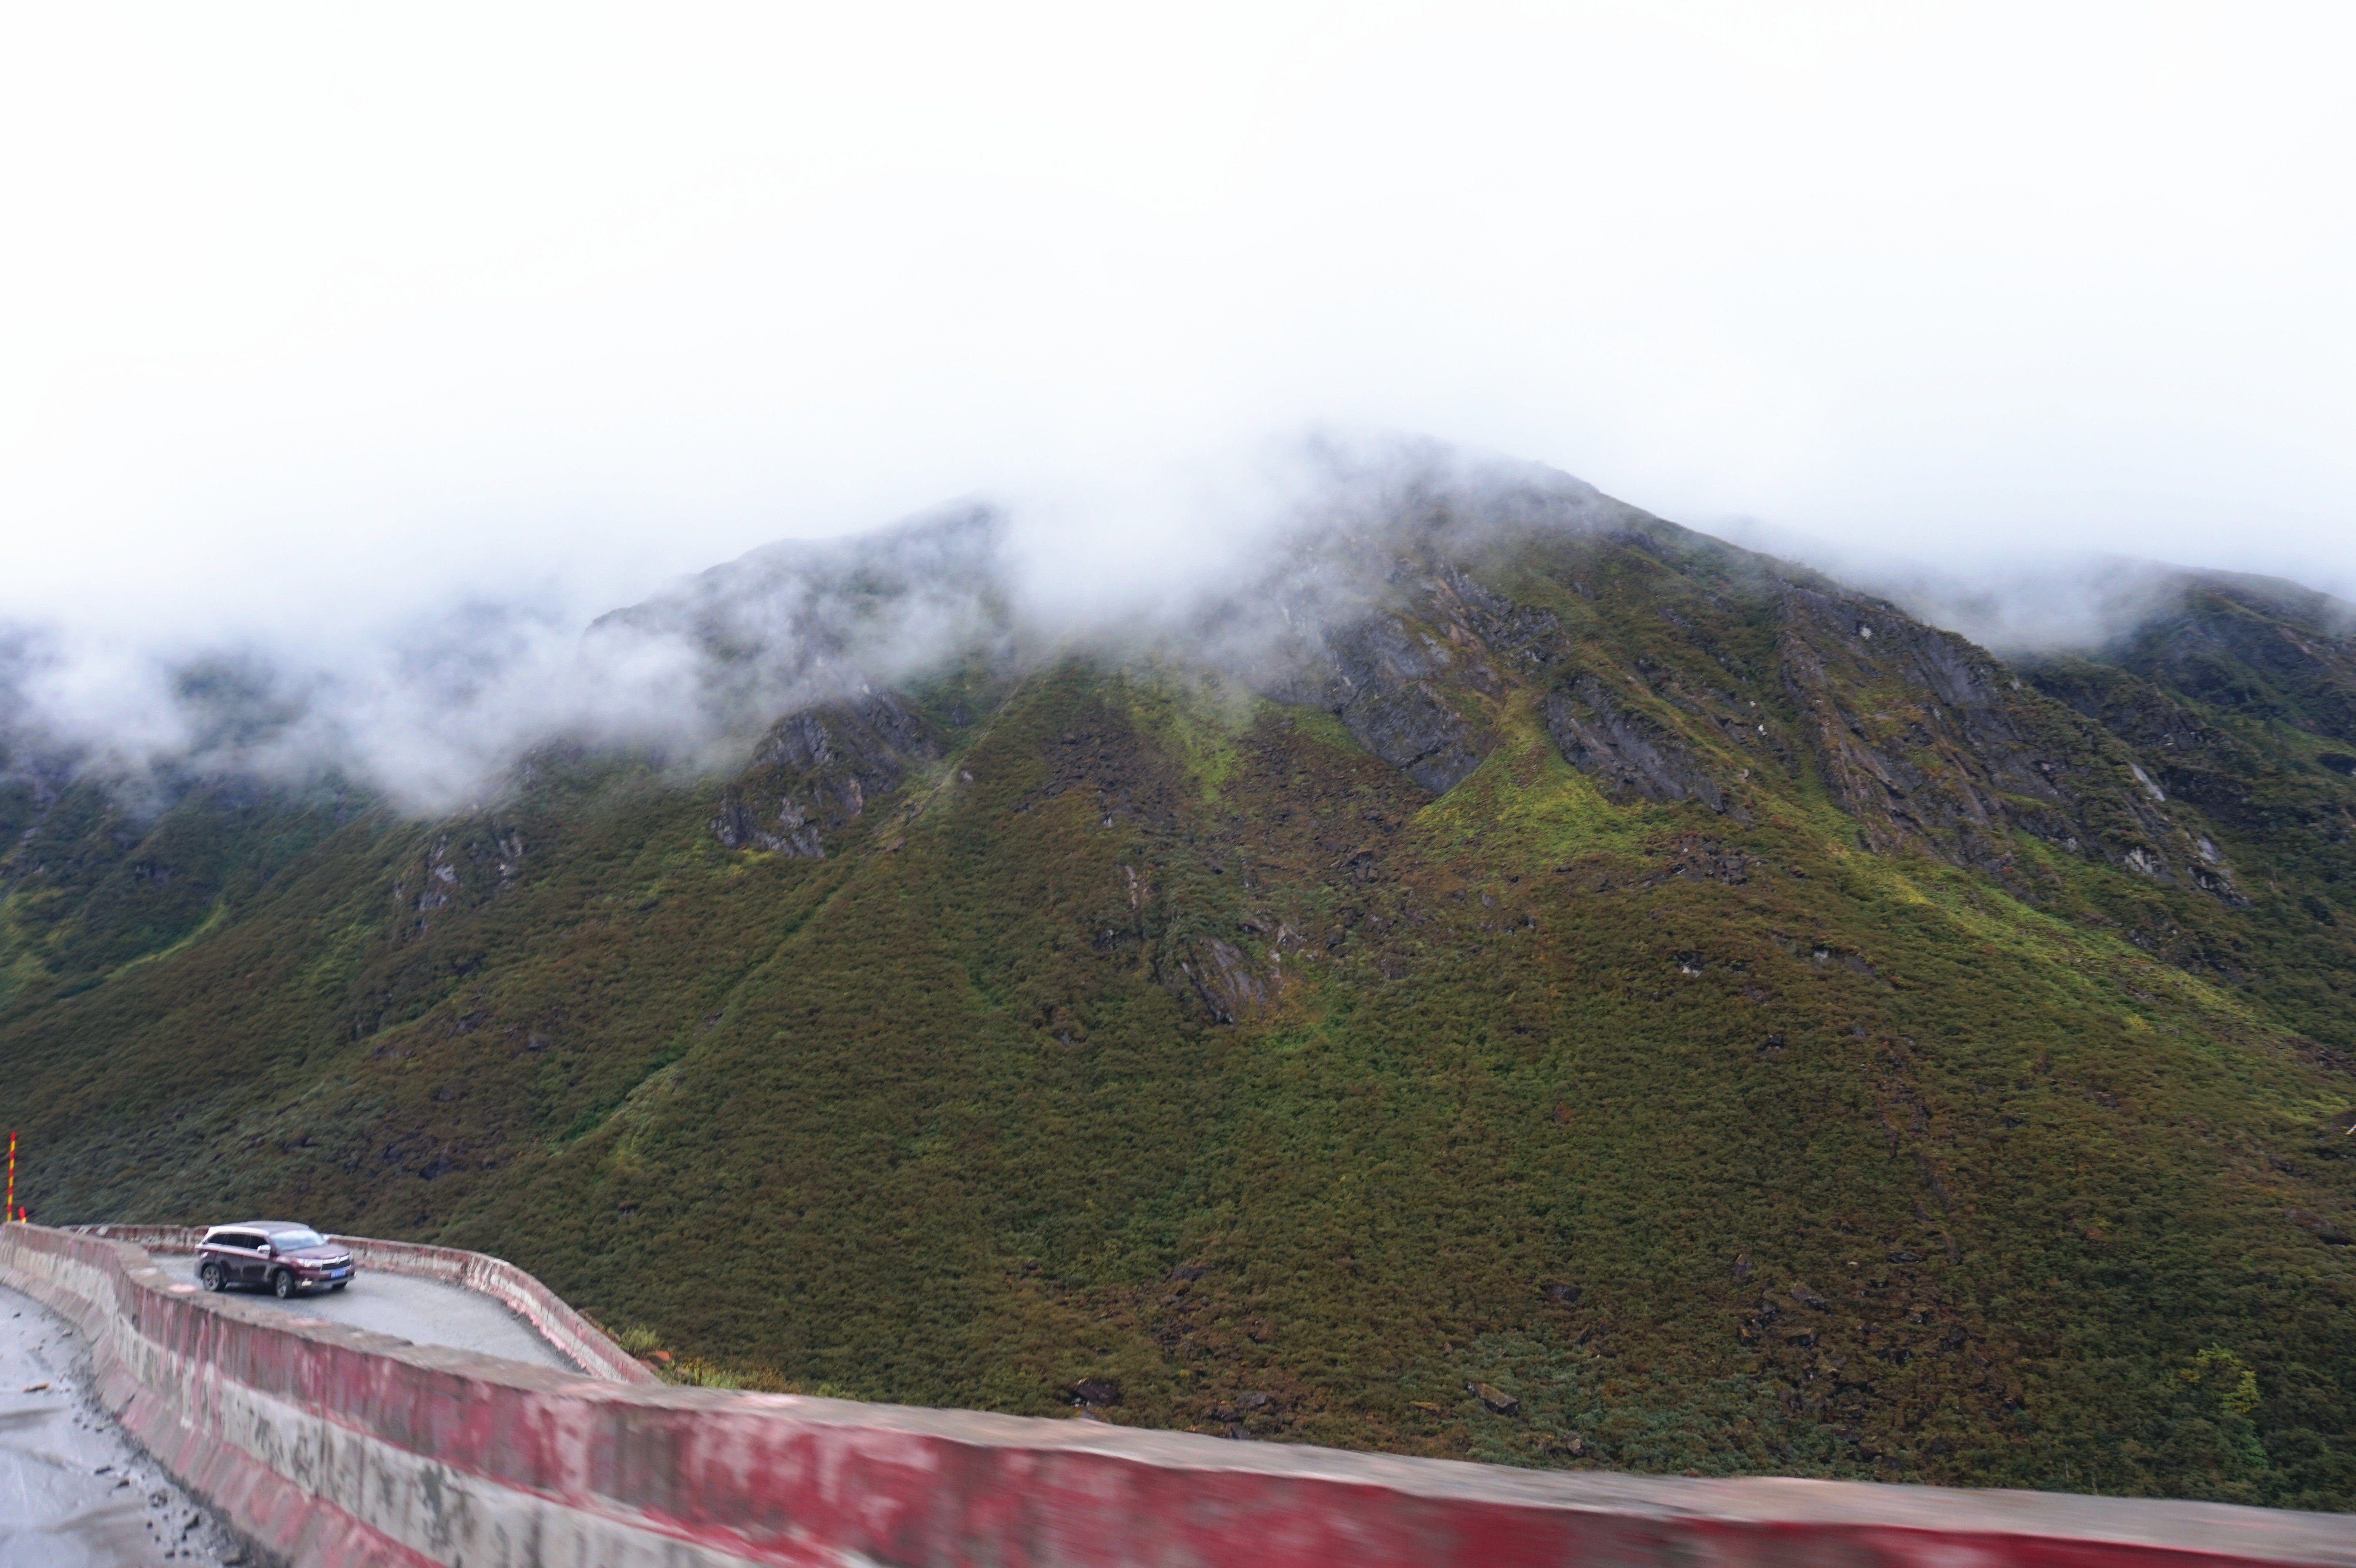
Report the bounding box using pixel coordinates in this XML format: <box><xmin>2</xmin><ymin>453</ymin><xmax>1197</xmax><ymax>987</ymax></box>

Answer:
<box><xmin>73</xmin><ymin>1221</ymin><xmax>661</xmax><ymax>1386</ymax></box>
<box><xmin>3</xmin><ymin>1220</ymin><xmax>2350</xmax><ymax>1568</ymax></box>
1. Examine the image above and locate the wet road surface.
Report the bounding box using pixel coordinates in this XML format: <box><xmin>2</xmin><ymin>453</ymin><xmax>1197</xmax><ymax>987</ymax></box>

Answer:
<box><xmin>2</xmin><ymin>1256</ymin><xmax>586</xmax><ymax>1563</ymax></box>
<box><xmin>158</xmin><ymin>1252</ymin><xmax>580</xmax><ymax>1372</ymax></box>
<box><xmin>0</xmin><ymin>1281</ymin><xmax>244</xmax><ymax>1567</ymax></box>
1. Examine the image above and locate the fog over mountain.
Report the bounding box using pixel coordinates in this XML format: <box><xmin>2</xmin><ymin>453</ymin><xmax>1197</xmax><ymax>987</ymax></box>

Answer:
<box><xmin>16</xmin><ymin>6</ymin><xmax>2356</xmax><ymax>1517</ymax></box>
<box><xmin>4</xmin><ymin>6</ymin><xmax>2353</xmax><ymax>769</ymax></box>
<box><xmin>1715</xmin><ymin>520</ymin><xmax>2356</xmax><ymax>658</ymax></box>
<box><xmin>4</xmin><ymin>429</ymin><xmax>2352</xmax><ymax>819</ymax></box>
<box><xmin>0</xmin><ymin>439</ymin><xmax>1596</xmax><ymax>805</ymax></box>
<box><xmin>8</xmin><ymin>434</ymin><xmax>2356</xmax><ymax>1505</ymax></box>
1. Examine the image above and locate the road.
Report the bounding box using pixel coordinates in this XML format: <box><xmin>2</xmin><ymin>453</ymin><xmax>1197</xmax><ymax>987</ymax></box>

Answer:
<box><xmin>155</xmin><ymin>1252</ymin><xmax>582</xmax><ymax>1372</ymax></box>
<box><xmin>2</xmin><ymin>1256</ymin><xmax>587</xmax><ymax>1563</ymax></box>
<box><xmin>0</xmin><ymin>1280</ymin><xmax>245</xmax><ymax>1567</ymax></box>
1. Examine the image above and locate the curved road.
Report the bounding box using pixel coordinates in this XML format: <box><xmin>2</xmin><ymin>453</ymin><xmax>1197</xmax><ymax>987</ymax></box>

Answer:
<box><xmin>157</xmin><ymin>1253</ymin><xmax>580</xmax><ymax>1372</ymax></box>
<box><xmin>3</xmin><ymin>1253</ymin><xmax>589</xmax><ymax>1563</ymax></box>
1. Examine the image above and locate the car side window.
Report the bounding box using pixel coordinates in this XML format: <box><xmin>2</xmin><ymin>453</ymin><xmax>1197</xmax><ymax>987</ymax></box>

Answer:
<box><xmin>218</xmin><ymin>1231</ymin><xmax>259</xmax><ymax>1251</ymax></box>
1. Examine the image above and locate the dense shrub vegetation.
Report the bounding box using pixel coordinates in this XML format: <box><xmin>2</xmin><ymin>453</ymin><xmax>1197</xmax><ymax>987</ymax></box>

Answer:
<box><xmin>3</xmin><ymin>497</ymin><xmax>2352</xmax><ymax>1508</ymax></box>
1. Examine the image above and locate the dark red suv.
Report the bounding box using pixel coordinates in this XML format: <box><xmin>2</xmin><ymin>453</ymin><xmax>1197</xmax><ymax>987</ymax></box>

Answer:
<box><xmin>196</xmin><ymin>1221</ymin><xmax>356</xmax><ymax>1298</ymax></box>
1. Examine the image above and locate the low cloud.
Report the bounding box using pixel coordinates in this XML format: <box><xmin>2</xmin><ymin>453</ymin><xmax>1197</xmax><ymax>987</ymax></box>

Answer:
<box><xmin>0</xmin><ymin>434</ymin><xmax>1648</xmax><ymax>813</ymax></box>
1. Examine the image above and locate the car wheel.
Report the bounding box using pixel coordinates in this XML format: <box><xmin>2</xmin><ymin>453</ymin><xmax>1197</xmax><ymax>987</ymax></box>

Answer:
<box><xmin>200</xmin><ymin>1262</ymin><xmax>224</xmax><ymax>1292</ymax></box>
<box><xmin>272</xmin><ymin>1269</ymin><xmax>295</xmax><ymax>1299</ymax></box>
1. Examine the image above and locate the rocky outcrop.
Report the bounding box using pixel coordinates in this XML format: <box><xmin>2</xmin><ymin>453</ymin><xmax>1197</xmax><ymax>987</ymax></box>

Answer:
<box><xmin>1290</xmin><ymin>616</ymin><xmax>1489</xmax><ymax>795</ymax></box>
<box><xmin>1771</xmin><ymin>587</ymin><xmax>2239</xmax><ymax>897</ymax></box>
<box><xmin>1543</xmin><ymin>674</ymin><xmax>1726</xmax><ymax>811</ymax></box>
<box><xmin>1179</xmin><ymin>937</ymin><xmax>1281</xmax><ymax>1024</ymax></box>
<box><xmin>709</xmin><ymin>689</ymin><xmax>940</xmax><ymax>857</ymax></box>
<box><xmin>708</xmin><ymin>787</ymin><xmax>825</xmax><ymax>857</ymax></box>
<box><xmin>1340</xmin><ymin>682</ymin><xmax>1484</xmax><ymax>795</ymax></box>
<box><xmin>1421</xmin><ymin>558</ymin><xmax>1562</xmax><ymax>667</ymax></box>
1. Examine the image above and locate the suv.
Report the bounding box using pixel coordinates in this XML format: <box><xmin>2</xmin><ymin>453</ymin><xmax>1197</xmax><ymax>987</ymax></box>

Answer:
<box><xmin>196</xmin><ymin>1222</ymin><xmax>356</xmax><ymax>1298</ymax></box>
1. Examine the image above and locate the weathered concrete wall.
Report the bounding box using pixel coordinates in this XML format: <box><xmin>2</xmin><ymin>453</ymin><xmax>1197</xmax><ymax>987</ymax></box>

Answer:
<box><xmin>5</xmin><ymin>1220</ymin><xmax>2350</xmax><ymax>1568</ymax></box>
<box><xmin>76</xmin><ymin>1222</ymin><xmax>661</xmax><ymax>1386</ymax></box>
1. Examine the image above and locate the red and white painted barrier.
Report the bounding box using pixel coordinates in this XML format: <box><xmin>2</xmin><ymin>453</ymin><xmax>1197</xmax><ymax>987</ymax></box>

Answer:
<box><xmin>74</xmin><ymin>1221</ymin><xmax>660</xmax><ymax>1386</ymax></box>
<box><xmin>3</xmin><ymin>1220</ymin><xmax>2350</xmax><ymax>1568</ymax></box>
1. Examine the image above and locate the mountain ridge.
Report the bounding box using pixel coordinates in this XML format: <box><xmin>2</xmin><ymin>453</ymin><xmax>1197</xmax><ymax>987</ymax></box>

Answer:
<box><xmin>1</xmin><ymin>455</ymin><xmax>2352</xmax><ymax>1508</ymax></box>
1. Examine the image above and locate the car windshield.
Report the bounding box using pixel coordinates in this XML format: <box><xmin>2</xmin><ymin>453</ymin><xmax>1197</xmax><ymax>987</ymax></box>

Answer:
<box><xmin>270</xmin><ymin>1228</ymin><xmax>326</xmax><ymax>1249</ymax></box>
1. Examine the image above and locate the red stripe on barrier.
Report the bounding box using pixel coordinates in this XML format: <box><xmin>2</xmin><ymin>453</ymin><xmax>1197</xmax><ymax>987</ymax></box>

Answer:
<box><xmin>5</xmin><ymin>1220</ymin><xmax>2350</xmax><ymax>1568</ymax></box>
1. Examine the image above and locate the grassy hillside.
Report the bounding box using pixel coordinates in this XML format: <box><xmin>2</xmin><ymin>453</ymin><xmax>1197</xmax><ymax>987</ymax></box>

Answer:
<box><xmin>3</xmin><ymin>483</ymin><xmax>2353</xmax><ymax>1509</ymax></box>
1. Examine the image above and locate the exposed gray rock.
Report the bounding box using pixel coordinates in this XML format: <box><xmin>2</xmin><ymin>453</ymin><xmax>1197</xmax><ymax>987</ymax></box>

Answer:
<box><xmin>710</xmin><ymin>689</ymin><xmax>940</xmax><ymax>857</ymax></box>
<box><xmin>1267</xmin><ymin>613</ymin><xmax>1491</xmax><ymax>794</ymax></box>
<box><xmin>1543</xmin><ymin>674</ymin><xmax>1725</xmax><ymax>810</ymax></box>
<box><xmin>1180</xmin><ymin>938</ymin><xmax>1278</xmax><ymax>1024</ymax></box>
<box><xmin>1770</xmin><ymin>585</ymin><xmax>2239</xmax><ymax>895</ymax></box>
<box><xmin>708</xmin><ymin>786</ymin><xmax>825</xmax><ymax>857</ymax></box>
<box><xmin>1422</xmin><ymin>558</ymin><xmax>1561</xmax><ymax>657</ymax></box>
<box><xmin>1341</xmin><ymin>682</ymin><xmax>1484</xmax><ymax>794</ymax></box>
<box><xmin>1467</xmin><ymin>1379</ymin><xmax>1520</xmax><ymax>1415</ymax></box>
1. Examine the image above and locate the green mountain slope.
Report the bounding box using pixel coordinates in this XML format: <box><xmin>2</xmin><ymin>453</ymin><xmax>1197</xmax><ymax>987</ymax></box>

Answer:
<box><xmin>3</xmin><ymin>471</ymin><xmax>2353</xmax><ymax>1508</ymax></box>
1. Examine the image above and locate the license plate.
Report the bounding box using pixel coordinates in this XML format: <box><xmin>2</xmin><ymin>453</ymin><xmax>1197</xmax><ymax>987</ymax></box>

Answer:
<box><xmin>328</xmin><ymin>1269</ymin><xmax>348</xmax><ymax>1278</ymax></box>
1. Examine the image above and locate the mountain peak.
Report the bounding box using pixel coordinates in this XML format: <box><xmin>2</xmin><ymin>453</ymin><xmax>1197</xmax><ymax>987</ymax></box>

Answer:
<box><xmin>4</xmin><ymin>459</ymin><xmax>2354</xmax><ymax>1508</ymax></box>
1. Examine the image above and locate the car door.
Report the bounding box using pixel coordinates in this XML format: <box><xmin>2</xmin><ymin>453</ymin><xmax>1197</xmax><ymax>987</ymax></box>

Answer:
<box><xmin>222</xmin><ymin>1231</ymin><xmax>264</xmax><ymax>1284</ymax></box>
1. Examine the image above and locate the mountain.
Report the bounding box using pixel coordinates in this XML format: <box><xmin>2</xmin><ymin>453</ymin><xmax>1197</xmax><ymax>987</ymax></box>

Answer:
<box><xmin>2</xmin><ymin>457</ymin><xmax>2352</xmax><ymax>1509</ymax></box>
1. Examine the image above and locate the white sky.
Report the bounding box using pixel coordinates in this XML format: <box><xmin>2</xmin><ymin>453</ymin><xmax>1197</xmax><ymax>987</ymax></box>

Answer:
<box><xmin>5</xmin><ymin>0</ymin><xmax>2354</xmax><ymax>654</ymax></box>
